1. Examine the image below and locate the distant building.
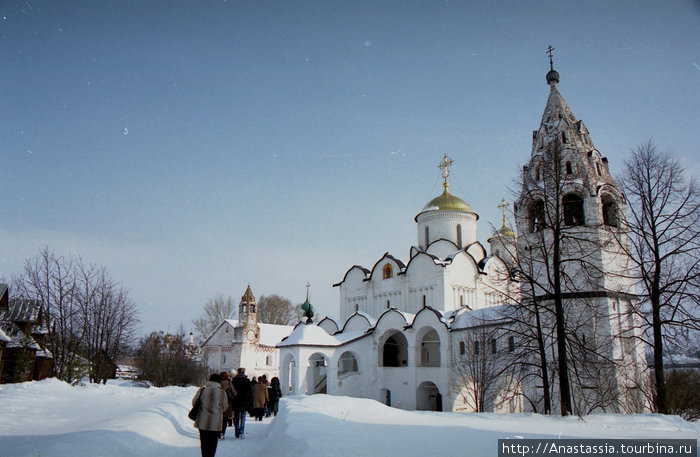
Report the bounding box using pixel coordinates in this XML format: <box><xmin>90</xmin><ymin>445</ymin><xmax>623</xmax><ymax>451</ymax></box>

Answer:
<box><xmin>201</xmin><ymin>285</ymin><xmax>294</xmax><ymax>379</ymax></box>
<box><xmin>0</xmin><ymin>284</ymin><xmax>54</xmax><ymax>383</ymax></box>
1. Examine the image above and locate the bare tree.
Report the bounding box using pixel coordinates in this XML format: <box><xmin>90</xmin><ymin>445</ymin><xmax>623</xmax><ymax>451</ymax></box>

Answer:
<box><xmin>616</xmin><ymin>141</ymin><xmax>700</xmax><ymax>413</ymax></box>
<box><xmin>258</xmin><ymin>294</ymin><xmax>300</xmax><ymax>325</ymax></box>
<box><xmin>192</xmin><ymin>294</ymin><xmax>237</xmax><ymax>342</ymax></box>
<box><xmin>77</xmin><ymin>261</ymin><xmax>139</xmax><ymax>384</ymax></box>
<box><xmin>13</xmin><ymin>247</ymin><xmax>139</xmax><ymax>383</ymax></box>
<box><xmin>15</xmin><ymin>248</ymin><xmax>82</xmax><ymax>381</ymax></box>
<box><xmin>453</xmin><ymin>324</ymin><xmax>520</xmax><ymax>412</ymax></box>
<box><xmin>135</xmin><ymin>329</ymin><xmax>205</xmax><ymax>387</ymax></box>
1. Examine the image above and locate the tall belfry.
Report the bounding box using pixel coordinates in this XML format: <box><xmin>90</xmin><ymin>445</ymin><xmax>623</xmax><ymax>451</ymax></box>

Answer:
<box><xmin>514</xmin><ymin>49</ymin><xmax>648</xmax><ymax>413</ymax></box>
<box><xmin>239</xmin><ymin>285</ymin><xmax>259</xmax><ymax>343</ymax></box>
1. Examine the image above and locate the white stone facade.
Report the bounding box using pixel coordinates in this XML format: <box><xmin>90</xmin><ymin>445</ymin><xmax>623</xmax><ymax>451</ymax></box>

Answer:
<box><xmin>275</xmin><ymin>68</ymin><xmax>649</xmax><ymax>414</ymax></box>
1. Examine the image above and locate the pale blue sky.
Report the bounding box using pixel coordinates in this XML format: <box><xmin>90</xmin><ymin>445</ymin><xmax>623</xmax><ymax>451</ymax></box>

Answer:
<box><xmin>2</xmin><ymin>1</ymin><xmax>698</xmax><ymax>334</ymax></box>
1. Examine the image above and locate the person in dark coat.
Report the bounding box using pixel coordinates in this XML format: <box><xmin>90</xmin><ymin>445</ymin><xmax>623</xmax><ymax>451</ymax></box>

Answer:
<box><xmin>268</xmin><ymin>377</ymin><xmax>282</xmax><ymax>416</ymax></box>
<box><xmin>230</xmin><ymin>367</ymin><xmax>252</xmax><ymax>439</ymax></box>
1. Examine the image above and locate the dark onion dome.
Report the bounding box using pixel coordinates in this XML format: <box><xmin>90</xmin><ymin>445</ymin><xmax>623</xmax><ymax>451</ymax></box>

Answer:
<box><xmin>546</xmin><ymin>69</ymin><xmax>559</xmax><ymax>85</ymax></box>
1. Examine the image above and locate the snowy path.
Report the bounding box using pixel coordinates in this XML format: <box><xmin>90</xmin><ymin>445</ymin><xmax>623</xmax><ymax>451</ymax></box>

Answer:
<box><xmin>0</xmin><ymin>379</ymin><xmax>698</xmax><ymax>457</ymax></box>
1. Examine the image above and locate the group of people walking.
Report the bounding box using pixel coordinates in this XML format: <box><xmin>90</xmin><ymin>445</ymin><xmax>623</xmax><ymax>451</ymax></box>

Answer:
<box><xmin>191</xmin><ymin>367</ymin><xmax>283</xmax><ymax>457</ymax></box>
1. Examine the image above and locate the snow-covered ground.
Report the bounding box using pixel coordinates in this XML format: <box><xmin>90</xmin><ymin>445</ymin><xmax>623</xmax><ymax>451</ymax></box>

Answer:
<box><xmin>0</xmin><ymin>378</ymin><xmax>698</xmax><ymax>457</ymax></box>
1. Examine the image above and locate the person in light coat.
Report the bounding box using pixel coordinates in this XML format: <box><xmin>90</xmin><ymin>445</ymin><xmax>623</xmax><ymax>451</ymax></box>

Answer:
<box><xmin>193</xmin><ymin>373</ymin><xmax>228</xmax><ymax>457</ymax></box>
<box><xmin>252</xmin><ymin>376</ymin><xmax>269</xmax><ymax>421</ymax></box>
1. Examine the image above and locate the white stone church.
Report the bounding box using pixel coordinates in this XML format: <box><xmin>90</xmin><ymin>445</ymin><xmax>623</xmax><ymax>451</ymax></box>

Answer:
<box><xmin>204</xmin><ymin>63</ymin><xmax>649</xmax><ymax>414</ymax></box>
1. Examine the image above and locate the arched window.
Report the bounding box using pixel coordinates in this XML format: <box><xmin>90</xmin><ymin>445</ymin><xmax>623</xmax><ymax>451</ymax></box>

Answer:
<box><xmin>425</xmin><ymin>226</ymin><xmax>430</xmax><ymax>246</ymax></box>
<box><xmin>266</xmin><ymin>355</ymin><xmax>272</xmax><ymax>366</ymax></box>
<box><xmin>250</xmin><ymin>304</ymin><xmax>256</xmax><ymax>313</ymax></box>
<box><xmin>383</xmin><ymin>264</ymin><xmax>393</xmax><ymax>279</ymax></box>
<box><xmin>563</xmin><ymin>193</ymin><xmax>585</xmax><ymax>226</ymax></box>
<box><xmin>508</xmin><ymin>336</ymin><xmax>515</xmax><ymax>352</ymax></box>
<box><xmin>239</xmin><ymin>304</ymin><xmax>247</xmax><ymax>314</ymax></box>
<box><xmin>528</xmin><ymin>199</ymin><xmax>545</xmax><ymax>232</ymax></box>
<box><xmin>419</xmin><ymin>329</ymin><xmax>440</xmax><ymax>367</ymax></box>
<box><xmin>602</xmin><ymin>196</ymin><xmax>619</xmax><ymax>227</ymax></box>
<box><xmin>382</xmin><ymin>332</ymin><xmax>408</xmax><ymax>367</ymax></box>
<box><xmin>457</xmin><ymin>224</ymin><xmax>463</xmax><ymax>249</ymax></box>
<box><xmin>337</xmin><ymin>351</ymin><xmax>359</xmax><ymax>374</ymax></box>
<box><xmin>459</xmin><ymin>341</ymin><xmax>466</xmax><ymax>355</ymax></box>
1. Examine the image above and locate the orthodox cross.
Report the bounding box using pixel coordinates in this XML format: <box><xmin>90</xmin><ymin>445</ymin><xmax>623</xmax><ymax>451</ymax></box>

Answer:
<box><xmin>305</xmin><ymin>282</ymin><xmax>311</xmax><ymax>299</ymax></box>
<box><xmin>546</xmin><ymin>45</ymin><xmax>555</xmax><ymax>70</ymax></box>
<box><xmin>498</xmin><ymin>198</ymin><xmax>509</xmax><ymax>227</ymax></box>
<box><xmin>438</xmin><ymin>154</ymin><xmax>454</xmax><ymax>190</ymax></box>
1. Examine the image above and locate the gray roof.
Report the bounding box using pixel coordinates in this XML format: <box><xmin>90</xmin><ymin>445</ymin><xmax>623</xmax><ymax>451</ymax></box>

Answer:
<box><xmin>1</xmin><ymin>298</ymin><xmax>40</xmax><ymax>323</ymax></box>
<box><xmin>0</xmin><ymin>321</ymin><xmax>41</xmax><ymax>350</ymax></box>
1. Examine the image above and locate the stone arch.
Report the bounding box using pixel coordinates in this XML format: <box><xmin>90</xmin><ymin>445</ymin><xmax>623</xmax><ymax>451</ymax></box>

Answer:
<box><xmin>416</xmin><ymin>381</ymin><xmax>442</xmax><ymax>411</ymax></box>
<box><xmin>416</xmin><ymin>327</ymin><xmax>441</xmax><ymax>367</ymax></box>
<box><xmin>380</xmin><ymin>387</ymin><xmax>392</xmax><ymax>406</ymax></box>
<box><xmin>601</xmin><ymin>194</ymin><xmax>619</xmax><ymax>227</ymax></box>
<box><xmin>380</xmin><ymin>330</ymin><xmax>408</xmax><ymax>367</ymax></box>
<box><xmin>307</xmin><ymin>352</ymin><xmax>328</xmax><ymax>394</ymax></box>
<box><xmin>337</xmin><ymin>350</ymin><xmax>359</xmax><ymax>375</ymax></box>
<box><xmin>563</xmin><ymin>193</ymin><xmax>585</xmax><ymax>226</ymax></box>
<box><xmin>281</xmin><ymin>353</ymin><xmax>296</xmax><ymax>394</ymax></box>
<box><xmin>528</xmin><ymin>199</ymin><xmax>545</xmax><ymax>232</ymax></box>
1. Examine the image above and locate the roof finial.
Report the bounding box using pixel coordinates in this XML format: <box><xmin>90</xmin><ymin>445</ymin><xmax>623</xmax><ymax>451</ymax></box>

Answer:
<box><xmin>546</xmin><ymin>45</ymin><xmax>560</xmax><ymax>85</ymax></box>
<box><xmin>438</xmin><ymin>154</ymin><xmax>454</xmax><ymax>191</ymax></box>
<box><xmin>302</xmin><ymin>282</ymin><xmax>314</xmax><ymax>323</ymax></box>
<box><xmin>498</xmin><ymin>198</ymin><xmax>508</xmax><ymax>227</ymax></box>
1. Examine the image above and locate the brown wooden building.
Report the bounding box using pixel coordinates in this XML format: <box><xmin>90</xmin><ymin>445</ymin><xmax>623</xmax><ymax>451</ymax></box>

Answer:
<box><xmin>0</xmin><ymin>284</ymin><xmax>54</xmax><ymax>383</ymax></box>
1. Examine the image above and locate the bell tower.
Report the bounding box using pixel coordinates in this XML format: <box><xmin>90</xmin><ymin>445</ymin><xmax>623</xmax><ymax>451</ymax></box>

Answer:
<box><xmin>239</xmin><ymin>285</ymin><xmax>259</xmax><ymax>343</ymax></box>
<box><xmin>514</xmin><ymin>50</ymin><xmax>648</xmax><ymax>414</ymax></box>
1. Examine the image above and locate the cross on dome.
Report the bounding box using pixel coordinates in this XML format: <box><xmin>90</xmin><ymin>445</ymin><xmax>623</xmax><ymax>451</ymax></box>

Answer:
<box><xmin>498</xmin><ymin>198</ymin><xmax>509</xmax><ymax>227</ymax></box>
<box><xmin>546</xmin><ymin>45</ymin><xmax>555</xmax><ymax>70</ymax></box>
<box><xmin>546</xmin><ymin>45</ymin><xmax>560</xmax><ymax>85</ymax></box>
<box><xmin>438</xmin><ymin>154</ymin><xmax>454</xmax><ymax>190</ymax></box>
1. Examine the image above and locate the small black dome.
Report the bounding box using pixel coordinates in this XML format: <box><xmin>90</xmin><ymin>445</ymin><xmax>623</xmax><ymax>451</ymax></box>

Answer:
<box><xmin>546</xmin><ymin>69</ymin><xmax>560</xmax><ymax>85</ymax></box>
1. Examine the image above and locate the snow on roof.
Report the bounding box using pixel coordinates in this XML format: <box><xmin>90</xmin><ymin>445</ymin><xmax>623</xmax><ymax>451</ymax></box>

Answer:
<box><xmin>35</xmin><ymin>348</ymin><xmax>53</xmax><ymax>359</ymax></box>
<box><xmin>6</xmin><ymin>330</ymin><xmax>41</xmax><ymax>350</ymax></box>
<box><xmin>258</xmin><ymin>322</ymin><xmax>295</xmax><ymax>346</ymax></box>
<box><xmin>451</xmin><ymin>305</ymin><xmax>511</xmax><ymax>330</ymax></box>
<box><xmin>398</xmin><ymin>311</ymin><xmax>416</xmax><ymax>323</ymax></box>
<box><xmin>0</xmin><ymin>326</ymin><xmax>10</xmax><ymax>343</ymax></box>
<box><xmin>2</xmin><ymin>298</ymin><xmax>40</xmax><ymax>323</ymax></box>
<box><xmin>222</xmin><ymin>319</ymin><xmax>294</xmax><ymax>347</ymax></box>
<box><xmin>277</xmin><ymin>324</ymin><xmax>366</xmax><ymax>348</ymax></box>
<box><xmin>354</xmin><ymin>311</ymin><xmax>376</xmax><ymax>326</ymax></box>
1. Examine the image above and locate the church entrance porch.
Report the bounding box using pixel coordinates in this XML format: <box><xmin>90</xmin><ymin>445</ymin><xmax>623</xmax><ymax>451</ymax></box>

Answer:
<box><xmin>416</xmin><ymin>381</ymin><xmax>442</xmax><ymax>411</ymax></box>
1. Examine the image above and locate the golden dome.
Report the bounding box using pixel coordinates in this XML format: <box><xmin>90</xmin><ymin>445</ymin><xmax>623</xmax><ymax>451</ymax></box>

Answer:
<box><xmin>492</xmin><ymin>223</ymin><xmax>515</xmax><ymax>238</ymax></box>
<box><xmin>421</xmin><ymin>189</ymin><xmax>474</xmax><ymax>213</ymax></box>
